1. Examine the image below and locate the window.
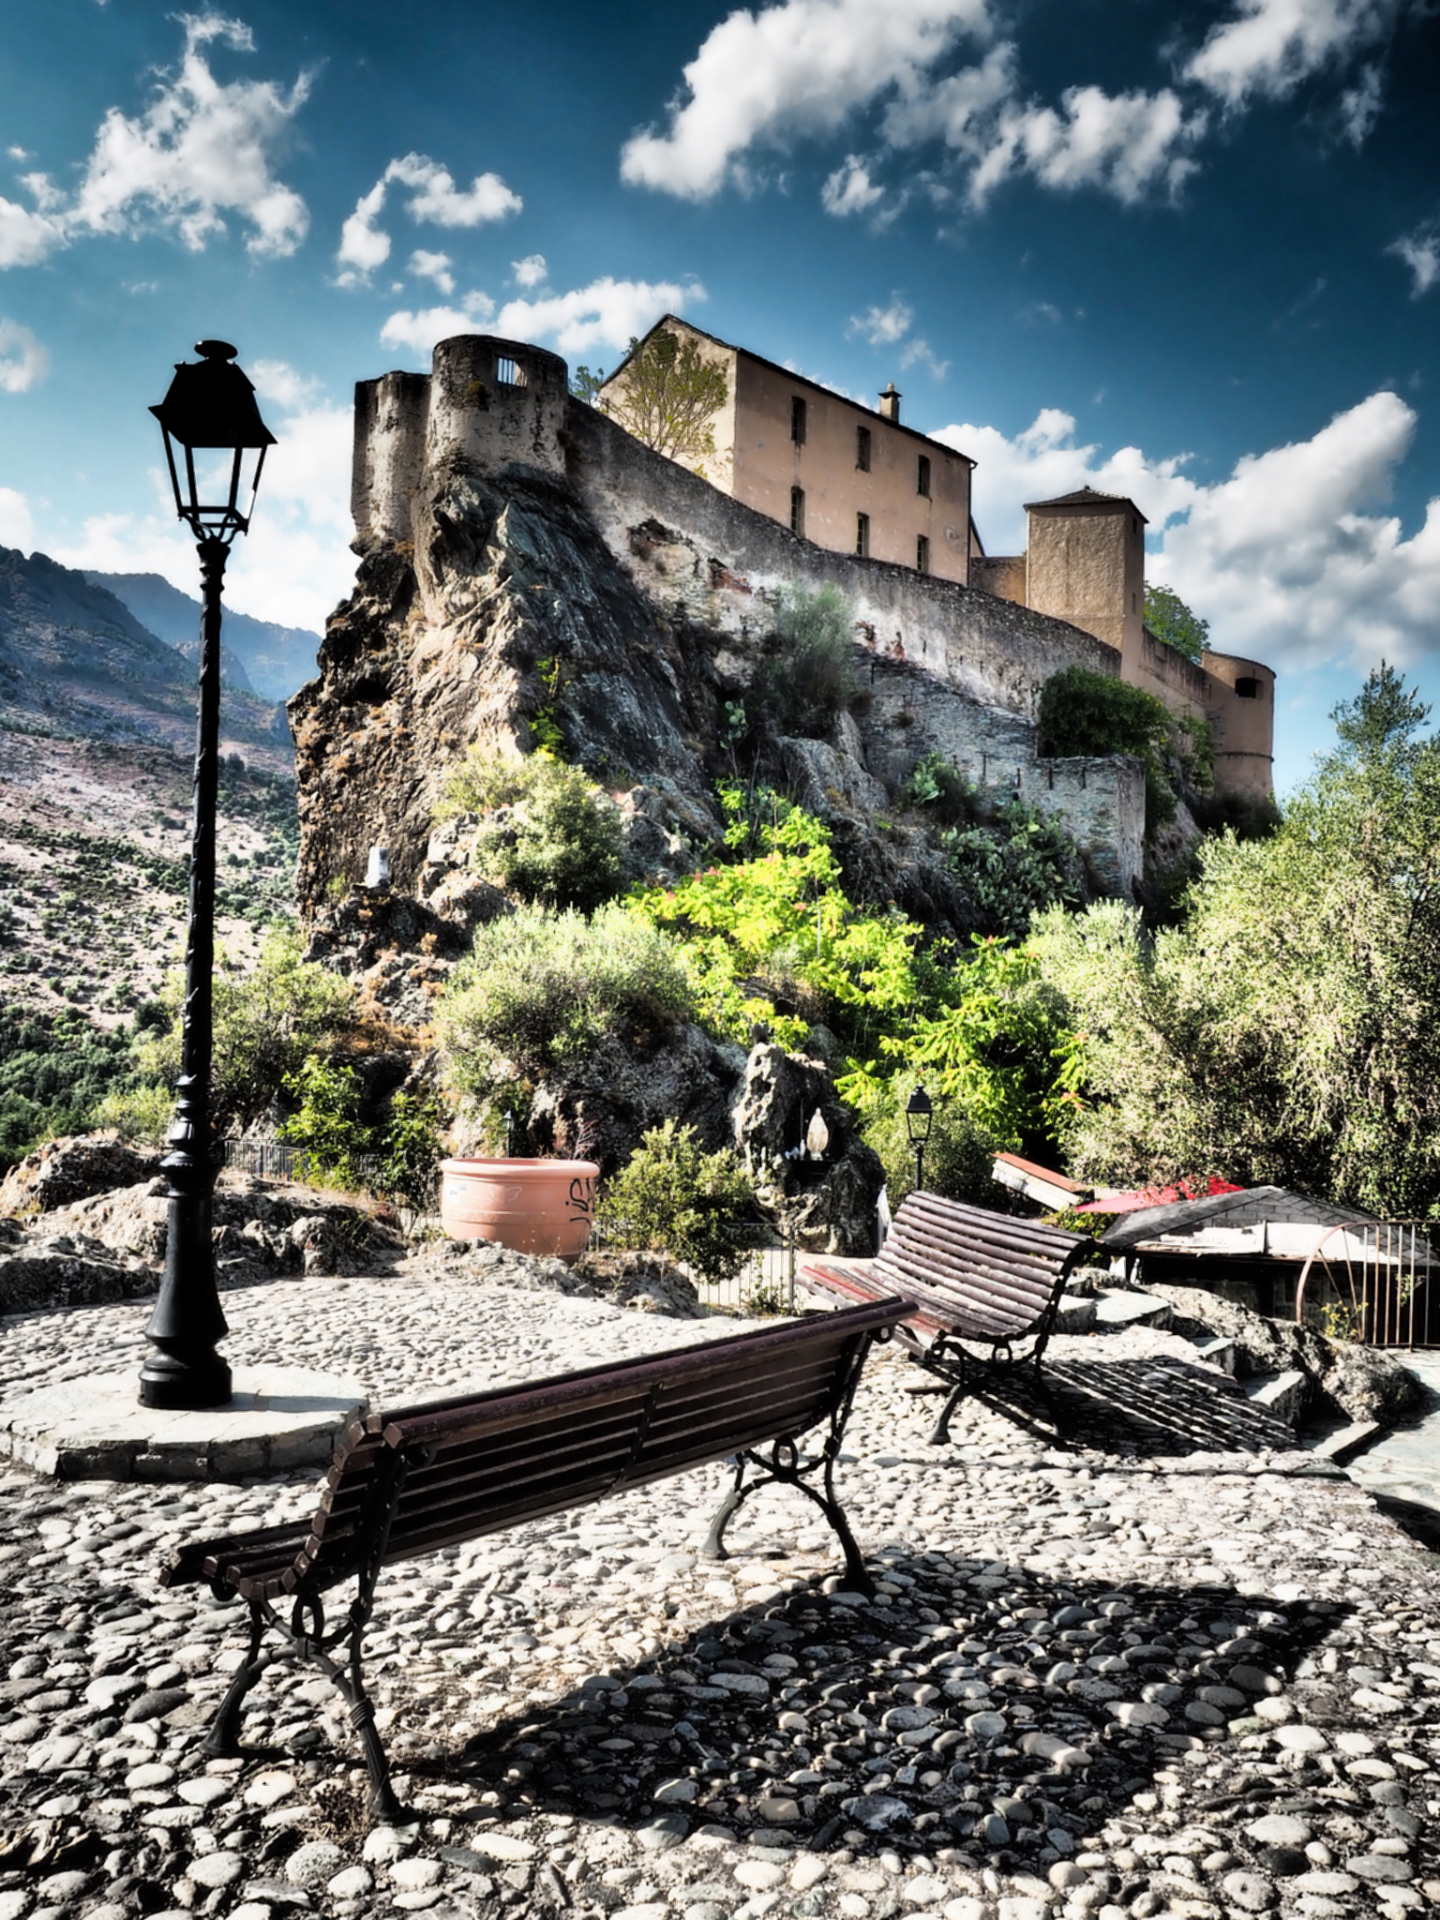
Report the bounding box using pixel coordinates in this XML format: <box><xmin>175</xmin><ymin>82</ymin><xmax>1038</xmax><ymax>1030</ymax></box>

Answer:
<box><xmin>856</xmin><ymin>512</ymin><xmax>870</xmax><ymax>558</ymax></box>
<box><xmin>917</xmin><ymin>455</ymin><xmax>931</xmax><ymax>498</ymax></box>
<box><xmin>916</xmin><ymin>534</ymin><xmax>930</xmax><ymax>574</ymax></box>
<box><xmin>1235</xmin><ymin>676</ymin><xmax>1261</xmax><ymax>699</ymax></box>
<box><xmin>790</xmin><ymin>487</ymin><xmax>805</xmax><ymax>537</ymax></box>
<box><xmin>496</xmin><ymin>356</ymin><xmax>526</xmax><ymax>387</ymax></box>
<box><xmin>856</xmin><ymin>425</ymin><xmax>871</xmax><ymax>472</ymax></box>
<box><xmin>791</xmin><ymin>396</ymin><xmax>807</xmax><ymax>445</ymax></box>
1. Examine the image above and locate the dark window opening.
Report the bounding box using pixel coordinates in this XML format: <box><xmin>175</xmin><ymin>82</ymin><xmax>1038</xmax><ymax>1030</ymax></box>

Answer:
<box><xmin>791</xmin><ymin>396</ymin><xmax>807</xmax><ymax>445</ymax></box>
<box><xmin>1235</xmin><ymin>676</ymin><xmax>1261</xmax><ymax>699</ymax></box>
<box><xmin>496</xmin><ymin>356</ymin><xmax>526</xmax><ymax>387</ymax></box>
<box><xmin>790</xmin><ymin>487</ymin><xmax>805</xmax><ymax>537</ymax></box>
<box><xmin>917</xmin><ymin>455</ymin><xmax>931</xmax><ymax>497</ymax></box>
<box><xmin>856</xmin><ymin>512</ymin><xmax>870</xmax><ymax>558</ymax></box>
<box><xmin>856</xmin><ymin>425</ymin><xmax>871</xmax><ymax>472</ymax></box>
<box><xmin>916</xmin><ymin>535</ymin><xmax>930</xmax><ymax>574</ymax></box>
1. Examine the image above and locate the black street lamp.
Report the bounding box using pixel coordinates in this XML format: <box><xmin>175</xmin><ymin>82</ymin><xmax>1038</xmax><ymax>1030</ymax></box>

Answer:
<box><xmin>905</xmin><ymin>1084</ymin><xmax>933</xmax><ymax>1195</ymax></box>
<box><xmin>139</xmin><ymin>341</ymin><xmax>274</xmax><ymax>1410</ymax></box>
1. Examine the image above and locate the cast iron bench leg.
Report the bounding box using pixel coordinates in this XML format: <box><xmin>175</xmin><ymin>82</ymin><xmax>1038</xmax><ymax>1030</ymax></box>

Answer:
<box><xmin>202</xmin><ymin>1599</ymin><xmax>269</xmax><ymax>1758</ymax></box>
<box><xmin>701</xmin><ymin>1443</ymin><xmax>874</xmax><ymax>1598</ymax></box>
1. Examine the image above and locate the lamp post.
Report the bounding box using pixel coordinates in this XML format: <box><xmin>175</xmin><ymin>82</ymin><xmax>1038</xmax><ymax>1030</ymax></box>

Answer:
<box><xmin>905</xmin><ymin>1084</ymin><xmax>933</xmax><ymax>1195</ymax></box>
<box><xmin>139</xmin><ymin>341</ymin><xmax>274</xmax><ymax>1410</ymax></box>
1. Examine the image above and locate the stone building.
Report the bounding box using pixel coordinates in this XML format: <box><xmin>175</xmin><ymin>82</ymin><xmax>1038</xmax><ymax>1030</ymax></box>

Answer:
<box><xmin>597</xmin><ymin>318</ymin><xmax>977</xmax><ymax>586</ymax></box>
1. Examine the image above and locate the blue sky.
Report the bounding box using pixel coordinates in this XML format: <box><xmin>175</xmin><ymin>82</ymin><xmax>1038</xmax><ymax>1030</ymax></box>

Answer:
<box><xmin>2</xmin><ymin>1</ymin><xmax>1438</xmax><ymax>794</ymax></box>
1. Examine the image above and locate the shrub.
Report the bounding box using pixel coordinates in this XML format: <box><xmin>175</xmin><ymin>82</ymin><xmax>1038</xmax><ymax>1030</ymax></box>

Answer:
<box><xmin>942</xmin><ymin>797</ymin><xmax>1084</xmax><ymax>937</ymax></box>
<box><xmin>137</xmin><ymin>925</ymin><xmax>356</xmax><ymax>1132</ymax></box>
<box><xmin>596</xmin><ymin>1119</ymin><xmax>756</xmax><ymax>1287</ymax></box>
<box><xmin>375</xmin><ymin>1090</ymin><xmax>446</xmax><ymax>1211</ymax></box>
<box><xmin>1036</xmin><ymin>664</ymin><xmax>1177</xmax><ymax>829</ymax></box>
<box><xmin>438</xmin><ymin>749</ymin><xmax>624</xmax><ymax>913</ymax></box>
<box><xmin>436</xmin><ymin>902</ymin><xmax>694</xmax><ymax>1087</ymax></box>
<box><xmin>902</xmin><ymin>753</ymin><xmax>979</xmax><ymax>828</ymax></box>
<box><xmin>752</xmin><ymin>585</ymin><xmax>862</xmax><ymax>738</ymax></box>
<box><xmin>91</xmin><ymin>1082</ymin><xmax>174</xmax><ymax>1147</ymax></box>
<box><xmin>278</xmin><ymin>1055</ymin><xmax>370</xmax><ymax>1189</ymax></box>
<box><xmin>856</xmin><ymin>1073</ymin><xmax>1003</xmax><ymax>1208</ymax></box>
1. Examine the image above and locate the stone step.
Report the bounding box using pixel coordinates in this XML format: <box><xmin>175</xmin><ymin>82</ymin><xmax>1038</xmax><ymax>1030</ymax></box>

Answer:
<box><xmin>1055</xmin><ymin>1293</ymin><xmax>1097</xmax><ymax>1334</ymax></box>
<box><xmin>1192</xmin><ymin>1333</ymin><xmax>1237</xmax><ymax>1376</ymax></box>
<box><xmin>1091</xmin><ymin>1287</ymin><xmax>1173</xmax><ymax>1332</ymax></box>
<box><xmin>1305</xmin><ymin>1419</ymin><xmax>1381</xmax><ymax>1464</ymax></box>
<box><xmin>1243</xmin><ymin>1368</ymin><xmax>1307</xmax><ymax>1426</ymax></box>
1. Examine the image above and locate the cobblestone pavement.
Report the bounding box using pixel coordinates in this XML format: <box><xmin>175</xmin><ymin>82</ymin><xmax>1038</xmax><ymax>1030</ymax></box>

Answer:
<box><xmin>2</xmin><ymin>1269</ymin><xmax>1438</xmax><ymax>1920</ymax></box>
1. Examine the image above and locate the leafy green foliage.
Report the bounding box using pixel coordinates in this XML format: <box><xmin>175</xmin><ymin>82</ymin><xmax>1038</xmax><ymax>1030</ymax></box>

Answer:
<box><xmin>90</xmin><ymin>1081</ymin><xmax>174</xmax><ymax>1147</ymax></box>
<box><xmin>439</xmin><ymin>749</ymin><xmax>625</xmax><ymax>913</ymax></box>
<box><xmin>437</xmin><ymin>903</ymin><xmax>694</xmax><ymax>1088</ymax></box>
<box><xmin>277</xmin><ymin>1056</ymin><xmax>444</xmax><ymax>1208</ymax></box>
<box><xmin>570</xmin><ymin>365</ymin><xmax>607</xmax><ymax>402</ymax></box>
<box><xmin>849</xmin><ymin>1073</ymin><xmax>1002</xmax><ymax>1208</ymax></box>
<box><xmin>596</xmin><ymin>1119</ymin><xmax>756</xmax><ymax>1287</ymax></box>
<box><xmin>137</xmin><ymin>925</ymin><xmax>355</xmax><ymax>1132</ymax></box>
<box><xmin>376</xmin><ymin>1090</ymin><xmax>446</xmax><ymax>1211</ymax></box>
<box><xmin>750</xmin><ymin>585</ymin><xmax>863</xmax><ymax>739</ymax></box>
<box><xmin>1144</xmin><ymin>583</ymin><xmax>1209</xmax><ymax>662</ymax></box>
<box><xmin>1029</xmin><ymin>665</ymin><xmax>1440</xmax><ymax>1213</ymax></box>
<box><xmin>942</xmin><ymin>798</ymin><xmax>1084</xmax><ymax>937</ymax></box>
<box><xmin>902</xmin><ymin>753</ymin><xmax>979</xmax><ymax>828</ymax></box>
<box><xmin>1037</xmin><ymin>664</ymin><xmax>1180</xmax><ymax>828</ymax></box>
<box><xmin>0</xmin><ymin>1007</ymin><xmax>140</xmax><ymax>1170</ymax></box>
<box><xmin>603</xmin><ymin>328</ymin><xmax>729</xmax><ymax>465</ymax></box>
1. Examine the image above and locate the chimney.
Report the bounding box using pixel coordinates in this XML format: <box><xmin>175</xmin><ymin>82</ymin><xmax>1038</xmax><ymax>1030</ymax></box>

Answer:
<box><xmin>878</xmin><ymin>381</ymin><xmax>901</xmax><ymax>424</ymax></box>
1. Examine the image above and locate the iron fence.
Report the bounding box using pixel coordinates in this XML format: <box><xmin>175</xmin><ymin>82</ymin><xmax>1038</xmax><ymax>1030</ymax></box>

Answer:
<box><xmin>1294</xmin><ymin>1220</ymin><xmax>1440</xmax><ymax>1350</ymax></box>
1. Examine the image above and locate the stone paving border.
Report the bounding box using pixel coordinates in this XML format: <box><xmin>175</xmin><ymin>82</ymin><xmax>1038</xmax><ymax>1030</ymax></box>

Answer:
<box><xmin>1</xmin><ymin>1268</ymin><xmax>1438</xmax><ymax>1920</ymax></box>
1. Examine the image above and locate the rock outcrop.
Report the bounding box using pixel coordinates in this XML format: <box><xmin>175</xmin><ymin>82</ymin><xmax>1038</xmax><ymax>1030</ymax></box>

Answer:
<box><xmin>732</xmin><ymin>1044</ymin><xmax>885</xmax><ymax>1256</ymax></box>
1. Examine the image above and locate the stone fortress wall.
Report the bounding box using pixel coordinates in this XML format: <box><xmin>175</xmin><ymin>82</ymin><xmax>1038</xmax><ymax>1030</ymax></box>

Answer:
<box><xmin>348</xmin><ymin>336</ymin><xmax>1165</xmax><ymax>893</ymax></box>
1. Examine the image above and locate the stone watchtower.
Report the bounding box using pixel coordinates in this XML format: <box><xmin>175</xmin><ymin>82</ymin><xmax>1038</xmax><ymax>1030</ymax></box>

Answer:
<box><xmin>349</xmin><ymin>335</ymin><xmax>570</xmax><ymax>550</ymax></box>
<box><xmin>1023</xmin><ymin>488</ymin><xmax>1147</xmax><ymax>672</ymax></box>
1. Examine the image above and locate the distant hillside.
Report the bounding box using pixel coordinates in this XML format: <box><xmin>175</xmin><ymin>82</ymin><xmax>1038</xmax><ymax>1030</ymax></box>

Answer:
<box><xmin>0</xmin><ymin>545</ymin><xmax>288</xmax><ymax>756</ymax></box>
<box><xmin>89</xmin><ymin>570</ymin><xmax>321</xmax><ymax>703</ymax></box>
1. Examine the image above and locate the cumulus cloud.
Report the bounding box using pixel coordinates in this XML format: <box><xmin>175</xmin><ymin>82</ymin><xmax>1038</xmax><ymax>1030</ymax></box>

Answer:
<box><xmin>52</xmin><ymin>363</ymin><xmax>355</xmax><ymax>631</ymax></box>
<box><xmin>940</xmin><ymin>391</ymin><xmax>1440</xmax><ymax>678</ymax></box>
<box><xmin>1388</xmin><ymin>220</ymin><xmax>1440</xmax><ymax>297</ymax></box>
<box><xmin>820</xmin><ymin>156</ymin><xmax>889</xmax><ymax>217</ymax></box>
<box><xmin>900</xmin><ymin>337</ymin><xmax>950</xmax><ymax>379</ymax></box>
<box><xmin>335</xmin><ymin>153</ymin><xmax>520</xmax><ymax>284</ymax></box>
<box><xmin>0</xmin><ymin>15</ymin><xmax>311</xmax><ymax>269</ymax></box>
<box><xmin>495</xmin><ymin>277</ymin><xmax>704</xmax><ymax>355</ymax></box>
<box><xmin>620</xmin><ymin>0</ymin><xmax>992</xmax><ymax>199</ymax></box>
<box><xmin>511</xmin><ymin>253</ymin><xmax>548</xmax><ymax>288</ymax></box>
<box><xmin>847</xmin><ymin>296</ymin><xmax>914</xmax><ymax>346</ymax></box>
<box><xmin>0</xmin><ymin>318</ymin><xmax>48</xmax><ymax>392</ymax></box>
<box><xmin>0</xmin><ymin>486</ymin><xmax>34</xmax><ymax>550</ymax></box>
<box><xmin>409</xmin><ymin>249</ymin><xmax>454</xmax><ymax>293</ymax></box>
<box><xmin>969</xmin><ymin>86</ymin><xmax>1205</xmax><ymax>206</ymax></box>
<box><xmin>378</xmin><ymin>293</ymin><xmax>498</xmax><ymax>357</ymax></box>
<box><xmin>1184</xmin><ymin>0</ymin><xmax>1403</xmax><ymax>107</ymax></box>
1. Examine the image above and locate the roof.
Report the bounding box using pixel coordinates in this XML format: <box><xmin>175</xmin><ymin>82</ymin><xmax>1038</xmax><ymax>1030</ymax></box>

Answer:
<box><xmin>603</xmin><ymin>316</ymin><xmax>976</xmax><ymax>468</ymax></box>
<box><xmin>1024</xmin><ymin>486</ymin><xmax>1148</xmax><ymax>523</ymax></box>
<box><xmin>1097</xmin><ymin>1184</ymin><xmax>1435</xmax><ymax>1263</ymax></box>
<box><xmin>991</xmin><ymin>1152</ymin><xmax>1088</xmax><ymax>1209</ymax></box>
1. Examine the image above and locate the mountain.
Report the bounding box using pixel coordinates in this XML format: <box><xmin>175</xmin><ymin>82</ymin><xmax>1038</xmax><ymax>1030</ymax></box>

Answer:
<box><xmin>88</xmin><ymin>571</ymin><xmax>321</xmax><ymax>703</ymax></box>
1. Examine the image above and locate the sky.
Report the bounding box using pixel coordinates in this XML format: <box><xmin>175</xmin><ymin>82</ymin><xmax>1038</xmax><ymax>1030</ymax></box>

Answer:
<box><xmin>1</xmin><ymin>1</ymin><xmax>1438</xmax><ymax>796</ymax></box>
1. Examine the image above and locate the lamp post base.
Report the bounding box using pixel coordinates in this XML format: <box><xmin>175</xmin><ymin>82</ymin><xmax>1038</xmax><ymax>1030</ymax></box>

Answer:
<box><xmin>138</xmin><ymin>1350</ymin><xmax>233</xmax><ymax>1411</ymax></box>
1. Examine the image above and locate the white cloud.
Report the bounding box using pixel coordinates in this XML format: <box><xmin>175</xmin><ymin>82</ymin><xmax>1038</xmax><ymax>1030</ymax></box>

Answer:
<box><xmin>945</xmin><ymin>390</ymin><xmax>1440</xmax><ymax>679</ymax></box>
<box><xmin>51</xmin><ymin>372</ymin><xmax>356</xmax><ymax>632</ymax></box>
<box><xmin>1183</xmin><ymin>0</ymin><xmax>1402</xmax><ymax>108</ymax></box>
<box><xmin>378</xmin><ymin>293</ymin><xmax>498</xmax><ymax>358</ymax></box>
<box><xmin>0</xmin><ymin>486</ymin><xmax>34</xmax><ymax>550</ymax></box>
<box><xmin>494</xmin><ymin>276</ymin><xmax>704</xmax><ymax>355</ymax></box>
<box><xmin>1338</xmin><ymin>61</ymin><xmax>1383</xmax><ymax>144</ymax></box>
<box><xmin>620</xmin><ymin>0</ymin><xmax>992</xmax><ymax>199</ymax></box>
<box><xmin>1388</xmin><ymin>220</ymin><xmax>1440</xmax><ymax>297</ymax></box>
<box><xmin>511</xmin><ymin>252</ymin><xmax>548</xmax><ymax>288</ymax></box>
<box><xmin>969</xmin><ymin>86</ymin><xmax>1206</xmax><ymax>206</ymax></box>
<box><xmin>847</xmin><ymin>296</ymin><xmax>913</xmax><ymax>345</ymax></box>
<box><xmin>821</xmin><ymin>155</ymin><xmax>888</xmax><ymax>216</ymax></box>
<box><xmin>0</xmin><ymin>15</ymin><xmax>310</xmax><ymax>270</ymax></box>
<box><xmin>0</xmin><ymin>318</ymin><xmax>48</xmax><ymax>392</ymax></box>
<box><xmin>880</xmin><ymin>38</ymin><xmax>1017</xmax><ymax>149</ymax></box>
<box><xmin>335</xmin><ymin>153</ymin><xmax>520</xmax><ymax>284</ymax></box>
<box><xmin>409</xmin><ymin>249</ymin><xmax>454</xmax><ymax>293</ymax></box>
<box><xmin>900</xmin><ymin>337</ymin><xmax>949</xmax><ymax>379</ymax></box>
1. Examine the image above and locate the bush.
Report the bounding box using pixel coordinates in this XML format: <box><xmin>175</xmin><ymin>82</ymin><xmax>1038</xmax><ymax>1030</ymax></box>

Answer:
<box><xmin>278</xmin><ymin>1055</ymin><xmax>370</xmax><ymax>1190</ymax></box>
<box><xmin>902</xmin><ymin>753</ymin><xmax>979</xmax><ymax>828</ymax></box>
<box><xmin>436</xmin><ymin>902</ymin><xmax>694</xmax><ymax>1087</ymax></box>
<box><xmin>137</xmin><ymin>925</ymin><xmax>356</xmax><ymax>1132</ymax></box>
<box><xmin>596</xmin><ymin>1119</ymin><xmax>756</xmax><ymax>1286</ymax></box>
<box><xmin>1036</xmin><ymin>664</ymin><xmax>1177</xmax><ymax>828</ymax></box>
<box><xmin>438</xmin><ymin>750</ymin><xmax>624</xmax><ymax>913</ymax></box>
<box><xmin>856</xmin><ymin>1074</ymin><xmax>1002</xmax><ymax>1208</ymax></box>
<box><xmin>0</xmin><ymin>1006</ymin><xmax>143</xmax><ymax>1170</ymax></box>
<box><xmin>91</xmin><ymin>1082</ymin><xmax>174</xmax><ymax>1147</ymax></box>
<box><xmin>942</xmin><ymin>798</ymin><xmax>1084</xmax><ymax>936</ymax></box>
<box><xmin>752</xmin><ymin>585</ymin><xmax>862</xmax><ymax>738</ymax></box>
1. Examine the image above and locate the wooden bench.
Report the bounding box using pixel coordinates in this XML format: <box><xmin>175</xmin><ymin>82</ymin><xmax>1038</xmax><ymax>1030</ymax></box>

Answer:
<box><xmin>161</xmin><ymin>1296</ymin><xmax>912</xmax><ymax>1821</ymax></box>
<box><xmin>798</xmin><ymin>1192</ymin><xmax>1098</xmax><ymax>1442</ymax></box>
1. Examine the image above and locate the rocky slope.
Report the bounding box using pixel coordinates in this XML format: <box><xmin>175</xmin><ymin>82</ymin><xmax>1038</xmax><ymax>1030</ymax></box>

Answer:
<box><xmin>89</xmin><ymin>569</ymin><xmax>321</xmax><ymax>704</ymax></box>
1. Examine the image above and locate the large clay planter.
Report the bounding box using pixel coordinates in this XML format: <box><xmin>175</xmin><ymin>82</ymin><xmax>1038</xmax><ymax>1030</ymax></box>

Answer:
<box><xmin>438</xmin><ymin>1157</ymin><xmax>598</xmax><ymax>1262</ymax></box>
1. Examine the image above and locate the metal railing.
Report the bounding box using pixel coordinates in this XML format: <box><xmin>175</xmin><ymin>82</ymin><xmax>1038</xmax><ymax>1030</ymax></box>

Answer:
<box><xmin>1294</xmin><ymin>1220</ymin><xmax>1440</xmax><ymax>1350</ymax></box>
<box><xmin>219</xmin><ymin>1137</ymin><xmax>383</xmax><ymax>1187</ymax></box>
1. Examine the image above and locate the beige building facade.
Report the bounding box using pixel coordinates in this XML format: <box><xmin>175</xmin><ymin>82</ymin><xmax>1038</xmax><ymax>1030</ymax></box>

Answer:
<box><xmin>599</xmin><ymin>318</ymin><xmax>975</xmax><ymax>585</ymax></box>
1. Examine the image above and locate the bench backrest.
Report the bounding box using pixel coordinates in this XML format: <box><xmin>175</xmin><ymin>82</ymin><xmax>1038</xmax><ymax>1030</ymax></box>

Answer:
<box><xmin>875</xmin><ymin>1192</ymin><xmax>1092</xmax><ymax>1335</ymax></box>
<box><xmin>201</xmin><ymin>1296</ymin><xmax>911</xmax><ymax>1601</ymax></box>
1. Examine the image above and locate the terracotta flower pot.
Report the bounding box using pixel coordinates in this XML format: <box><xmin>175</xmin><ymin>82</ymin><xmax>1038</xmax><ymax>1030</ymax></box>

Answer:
<box><xmin>438</xmin><ymin>1157</ymin><xmax>598</xmax><ymax>1263</ymax></box>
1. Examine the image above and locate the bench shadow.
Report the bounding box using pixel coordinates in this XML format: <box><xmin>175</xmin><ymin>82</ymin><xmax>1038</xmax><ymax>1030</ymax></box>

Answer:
<box><xmin>935</xmin><ymin>1353</ymin><xmax>1298</xmax><ymax>1459</ymax></box>
<box><xmin>394</xmin><ymin>1550</ymin><xmax>1345</xmax><ymax>1868</ymax></box>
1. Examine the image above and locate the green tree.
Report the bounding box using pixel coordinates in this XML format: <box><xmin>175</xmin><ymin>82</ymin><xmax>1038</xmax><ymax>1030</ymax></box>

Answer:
<box><xmin>439</xmin><ymin>749</ymin><xmax>625</xmax><ymax>913</ymax></box>
<box><xmin>596</xmin><ymin>1119</ymin><xmax>757</xmax><ymax>1286</ymax></box>
<box><xmin>751</xmin><ymin>585</ymin><xmax>863</xmax><ymax>738</ymax></box>
<box><xmin>603</xmin><ymin>328</ymin><xmax>729</xmax><ymax>465</ymax></box>
<box><xmin>1144</xmin><ymin>583</ymin><xmax>1210</xmax><ymax>662</ymax></box>
<box><xmin>1030</xmin><ymin>665</ymin><xmax>1440</xmax><ymax>1215</ymax></box>
<box><xmin>1037</xmin><ymin>664</ymin><xmax>1180</xmax><ymax>828</ymax></box>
